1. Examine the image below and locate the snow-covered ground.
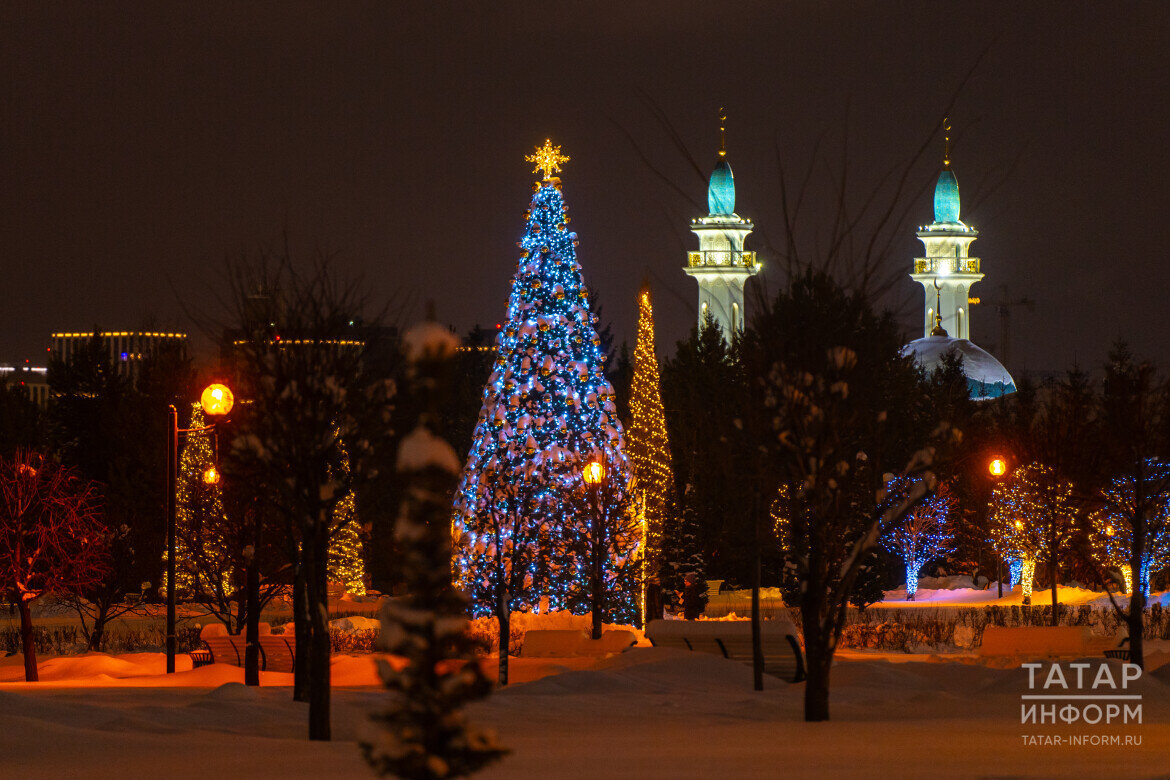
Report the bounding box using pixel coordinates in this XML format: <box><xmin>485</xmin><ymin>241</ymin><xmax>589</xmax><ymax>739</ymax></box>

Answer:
<box><xmin>707</xmin><ymin>579</ymin><xmax>1170</xmax><ymax>613</ymax></box>
<box><xmin>2</xmin><ymin>646</ymin><xmax>1168</xmax><ymax>778</ymax></box>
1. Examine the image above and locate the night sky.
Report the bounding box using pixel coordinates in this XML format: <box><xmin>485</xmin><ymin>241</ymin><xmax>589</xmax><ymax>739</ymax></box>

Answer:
<box><xmin>3</xmin><ymin>2</ymin><xmax>1168</xmax><ymax>378</ymax></box>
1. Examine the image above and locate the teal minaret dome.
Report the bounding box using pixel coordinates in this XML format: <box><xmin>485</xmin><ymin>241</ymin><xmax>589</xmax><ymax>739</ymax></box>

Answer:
<box><xmin>707</xmin><ymin>158</ymin><xmax>736</xmax><ymax>215</ymax></box>
<box><xmin>683</xmin><ymin>108</ymin><xmax>760</xmax><ymax>343</ymax></box>
<box><xmin>905</xmin><ymin>118</ymin><xmax>1014</xmax><ymax>401</ymax></box>
<box><xmin>933</xmin><ymin>168</ymin><xmax>960</xmax><ymax>223</ymax></box>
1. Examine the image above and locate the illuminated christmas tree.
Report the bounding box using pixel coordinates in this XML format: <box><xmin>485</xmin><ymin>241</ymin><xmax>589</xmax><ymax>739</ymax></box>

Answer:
<box><xmin>882</xmin><ymin>481</ymin><xmax>956</xmax><ymax>600</ymax></box>
<box><xmin>173</xmin><ymin>403</ymin><xmax>232</xmax><ymax>599</ymax></box>
<box><xmin>327</xmin><ymin>444</ymin><xmax>366</xmax><ymax>596</ymax></box>
<box><xmin>625</xmin><ymin>283</ymin><xmax>675</xmax><ymax>618</ymax></box>
<box><xmin>988</xmin><ymin>462</ymin><xmax>1074</xmax><ymax>604</ymax></box>
<box><xmin>454</xmin><ymin>141</ymin><xmax>634</xmax><ymax>621</ymax></box>
<box><xmin>176</xmin><ymin>406</ymin><xmax>367</xmax><ymax>607</ymax></box>
<box><xmin>1091</xmin><ymin>458</ymin><xmax>1170</xmax><ymax>598</ymax></box>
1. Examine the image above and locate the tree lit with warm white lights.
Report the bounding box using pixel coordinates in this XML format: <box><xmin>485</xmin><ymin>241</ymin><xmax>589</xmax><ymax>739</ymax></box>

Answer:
<box><xmin>625</xmin><ymin>283</ymin><xmax>675</xmax><ymax>619</ymax></box>
<box><xmin>1091</xmin><ymin>458</ymin><xmax>1170</xmax><ymax>597</ymax></box>
<box><xmin>988</xmin><ymin>462</ymin><xmax>1074</xmax><ymax>604</ymax></box>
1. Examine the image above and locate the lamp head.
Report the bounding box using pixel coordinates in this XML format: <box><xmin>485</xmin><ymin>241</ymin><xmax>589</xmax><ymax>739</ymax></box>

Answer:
<box><xmin>988</xmin><ymin>458</ymin><xmax>1007</xmax><ymax>478</ymax></box>
<box><xmin>583</xmin><ymin>460</ymin><xmax>604</xmax><ymax>485</ymax></box>
<box><xmin>201</xmin><ymin>383</ymin><xmax>234</xmax><ymax>416</ymax></box>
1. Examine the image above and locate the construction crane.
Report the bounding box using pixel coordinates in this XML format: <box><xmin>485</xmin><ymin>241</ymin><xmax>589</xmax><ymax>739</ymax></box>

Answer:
<box><xmin>971</xmin><ymin>284</ymin><xmax>1033</xmax><ymax>374</ymax></box>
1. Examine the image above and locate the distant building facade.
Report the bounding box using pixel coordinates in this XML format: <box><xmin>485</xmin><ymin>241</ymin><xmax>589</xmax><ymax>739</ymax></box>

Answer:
<box><xmin>0</xmin><ymin>364</ymin><xmax>49</xmax><ymax>407</ymax></box>
<box><xmin>49</xmin><ymin>330</ymin><xmax>188</xmax><ymax>378</ymax></box>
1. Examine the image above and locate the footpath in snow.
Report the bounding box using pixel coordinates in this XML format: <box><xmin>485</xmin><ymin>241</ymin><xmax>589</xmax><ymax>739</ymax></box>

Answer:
<box><xmin>2</xmin><ymin>646</ymin><xmax>1168</xmax><ymax>778</ymax></box>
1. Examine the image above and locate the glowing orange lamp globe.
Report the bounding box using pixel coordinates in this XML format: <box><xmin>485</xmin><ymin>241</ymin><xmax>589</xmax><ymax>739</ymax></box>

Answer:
<box><xmin>988</xmin><ymin>458</ymin><xmax>1007</xmax><ymax>478</ymax></box>
<box><xmin>202</xmin><ymin>465</ymin><xmax>221</xmax><ymax>486</ymax></box>
<box><xmin>583</xmin><ymin>460</ymin><xmax>605</xmax><ymax>485</ymax></box>
<box><xmin>201</xmin><ymin>383</ymin><xmax>234</xmax><ymax>416</ymax></box>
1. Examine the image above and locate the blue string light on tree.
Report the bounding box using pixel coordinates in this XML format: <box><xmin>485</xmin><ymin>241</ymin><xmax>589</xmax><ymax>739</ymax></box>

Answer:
<box><xmin>452</xmin><ymin>141</ymin><xmax>636</xmax><ymax>621</ymax></box>
<box><xmin>1009</xmin><ymin>558</ymin><xmax>1023</xmax><ymax>588</ymax></box>
<box><xmin>882</xmin><ymin>479</ymin><xmax>956</xmax><ymax>600</ymax></box>
<box><xmin>1091</xmin><ymin>458</ymin><xmax>1170</xmax><ymax>599</ymax></box>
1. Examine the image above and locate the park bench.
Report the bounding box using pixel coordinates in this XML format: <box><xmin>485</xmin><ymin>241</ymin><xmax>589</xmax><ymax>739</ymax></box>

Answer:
<box><xmin>1104</xmin><ymin>636</ymin><xmax>1131</xmax><ymax>661</ymax></box>
<box><xmin>195</xmin><ymin>622</ymin><xmax>297</xmax><ymax>672</ymax></box>
<box><xmin>978</xmin><ymin>626</ymin><xmax>1118</xmax><ymax>658</ymax></box>
<box><xmin>521</xmin><ymin>629</ymin><xmax>638</xmax><ymax>657</ymax></box>
<box><xmin>645</xmin><ymin>618</ymin><xmax>806</xmax><ymax>683</ymax></box>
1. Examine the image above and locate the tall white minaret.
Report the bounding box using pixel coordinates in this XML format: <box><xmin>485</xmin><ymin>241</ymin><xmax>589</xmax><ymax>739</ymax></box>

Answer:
<box><xmin>909</xmin><ymin>119</ymin><xmax>984</xmax><ymax>340</ymax></box>
<box><xmin>683</xmin><ymin>111</ymin><xmax>760</xmax><ymax>341</ymax></box>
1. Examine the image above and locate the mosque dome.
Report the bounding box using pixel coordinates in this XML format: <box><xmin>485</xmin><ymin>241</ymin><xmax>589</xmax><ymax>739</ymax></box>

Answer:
<box><xmin>902</xmin><ymin>334</ymin><xmax>1016</xmax><ymax>400</ymax></box>
<box><xmin>707</xmin><ymin>158</ymin><xmax>736</xmax><ymax>216</ymax></box>
<box><xmin>933</xmin><ymin>168</ymin><xmax>961</xmax><ymax>224</ymax></box>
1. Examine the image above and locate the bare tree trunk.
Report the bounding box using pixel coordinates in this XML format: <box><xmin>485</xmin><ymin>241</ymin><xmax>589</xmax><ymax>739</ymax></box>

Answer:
<box><xmin>244</xmin><ymin>556</ymin><xmax>261</xmax><ymax>686</ymax></box>
<box><xmin>1050</xmin><ymin>547</ymin><xmax>1059</xmax><ymax>626</ymax></box>
<box><xmin>308</xmin><ymin>531</ymin><xmax>332</xmax><ymax>741</ymax></box>
<box><xmin>1128</xmin><ymin>593</ymin><xmax>1144</xmax><ymax>670</ymax></box>
<box><xmin>496</xmin><ymin>589</ymin><xmax>510</xmax><ymax>687</ymax></box>
<box><xmin>244</xmin><ymin>507</ymin><xmax>263</xmax><ymax>686</ymax></box>
<box><xmin>1128</xmin><ymin>541</ymin><xmax>1145</xmax><ymax>669</ymax></box>
<box><xmin>496</xmin><ymin>587</ymin><xmax>510</xmax><ymax>687</ymax></box>
<box><xmin>1129</xmin><ymin>517</ymin><xmax>1146</xmax><ymax>669</ymax></box>
<box><xmin>751</xmin><ymin>546</ymin><xmax>763</xmax><ymax>692</ymax></box>
<box><xmin>18</xmin><ymin>600</ymin><xmax>38</xmax><ymax>682</ymax></box>
<box><xmin>88</xmin><ymin>602</ymin><xmax>110</xmax><ymax>652</ymax></box>
<box><xmin>293</xmin><ymin>565</ymin><xmax>310</xmax><ymax>702</ymax></box>
<box><xmin>802</xmin><ymin>621</ymin><xmax>831</xmax><ymax>722</ymax></box>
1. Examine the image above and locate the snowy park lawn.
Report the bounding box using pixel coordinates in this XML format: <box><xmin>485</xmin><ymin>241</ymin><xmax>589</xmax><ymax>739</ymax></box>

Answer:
<box><xmin>2</xmin><ymin>647</ymin><xmax>1169</xmax><ymax>778</ymax></box>
<box><xmin>708</xmin><ymin>580</ymin><xmax>1170</xmax><ymax>616</ymax></box>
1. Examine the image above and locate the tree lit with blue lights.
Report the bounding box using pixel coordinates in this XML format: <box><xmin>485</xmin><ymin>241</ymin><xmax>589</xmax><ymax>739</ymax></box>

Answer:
<box><xmin>452</xmin><ymin>141</ymin><xmax>636</xmax><ymax>622</ymax></box>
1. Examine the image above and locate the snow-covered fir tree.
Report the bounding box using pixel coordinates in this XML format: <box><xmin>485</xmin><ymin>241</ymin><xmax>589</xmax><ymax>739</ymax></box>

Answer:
<box><xmin>662</xmin><ymin>485</ymin><xmax>707</xmax><ymax>617</ymax></box>
<box><xmin>364</xmin><ymin>322</ymin><xmax>504</xmax><ymax>779</ymax></box>
<box><xmin>453</xmin><ymin>141</ymin><xmax>635</xmax><ymax>621</ymax></box>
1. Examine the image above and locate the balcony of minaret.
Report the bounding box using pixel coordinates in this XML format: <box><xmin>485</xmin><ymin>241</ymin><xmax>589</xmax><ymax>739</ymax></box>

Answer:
<box><xmin>687</xmin><ymin>250</ymin><xmax>758</xmax><ymax>269</ymax></box>
<box><xmin>913</xmin><ymin>256</ymin><xmax>980</xmax><ymax>275</ymax></box>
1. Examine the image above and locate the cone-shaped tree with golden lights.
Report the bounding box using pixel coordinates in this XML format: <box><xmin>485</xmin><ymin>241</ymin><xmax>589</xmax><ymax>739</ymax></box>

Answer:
<box><xmin>625</xmin><ymin>283</ymin><xmax>676</xmax><ymax>621</ymax></box>
<box><xmin>327</xmin><ymin>444</ymin><xmax>367</xmax><ymax>596</ymax></box>
<box><xmin>173</xmin><ymin>403</ymin><xmax>237</xmax><ymax>624</ymax></box>
<box><xmin>176</xmin><ymin>406</ymin><xmax>368</xmax><ymax>619</ymax></box>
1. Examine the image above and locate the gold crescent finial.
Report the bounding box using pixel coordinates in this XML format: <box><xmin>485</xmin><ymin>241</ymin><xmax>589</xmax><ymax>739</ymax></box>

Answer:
<box><xmin>718</xmin><ymin>107</ymin><xmax>727</xmax><ymax>158</ymax></box>
<box><xmin>526</xmin><ymin>139</ymin><xmax>570</xmax><ymax>180</ymax></box>
<box><xmin>931</xmin><ymin>280</ymin><xmax>948</xmax><ymax>336</ymax></box>
<box><xmin>943</xmin><ymin>116</ymin><xmax>951</xmax><ymax>169</ymax></box>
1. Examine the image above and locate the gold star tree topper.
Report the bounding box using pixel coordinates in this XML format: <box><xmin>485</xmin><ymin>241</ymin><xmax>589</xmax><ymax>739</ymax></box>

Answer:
<box><xmin>526</xmin><ymin>139</ymin><xmax>570</xmax><ymax>180</ymax></box>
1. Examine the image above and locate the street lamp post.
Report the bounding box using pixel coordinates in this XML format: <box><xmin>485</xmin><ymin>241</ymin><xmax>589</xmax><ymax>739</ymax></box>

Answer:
<box><xmin>988</xmin><ymin>457</ymin><xmax>1008</xmax><ymax>598</ymax></box>
<box><xmin>583</xmin><ymin>459</ymin><xmax>605</xmax><ymax>641</ymax></box>
<box><xmin>166</xmin><ymin>382</ymin><xmax>234</xmax><ymax>673</ymax></box>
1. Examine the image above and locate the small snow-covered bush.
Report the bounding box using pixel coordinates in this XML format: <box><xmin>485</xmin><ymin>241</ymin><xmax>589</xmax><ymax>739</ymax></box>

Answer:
<box><xmin>839</xmin><ymin>622</ymin><xmax>933</xmax><ymax>652</ymax></box>
<box><xmin>0</xmin><ymin>624</ymin><xmax>202</xmax><ymax>655</ymax></box>
<box><xmin>463</xmin><ymin>610</ymin><xmax>640</xmax><ymax>656</ymax></box>
<box><xmin>330</xmin><ymin>627</ymin><xmax>377</xmax><ymax>654</ymax></box>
